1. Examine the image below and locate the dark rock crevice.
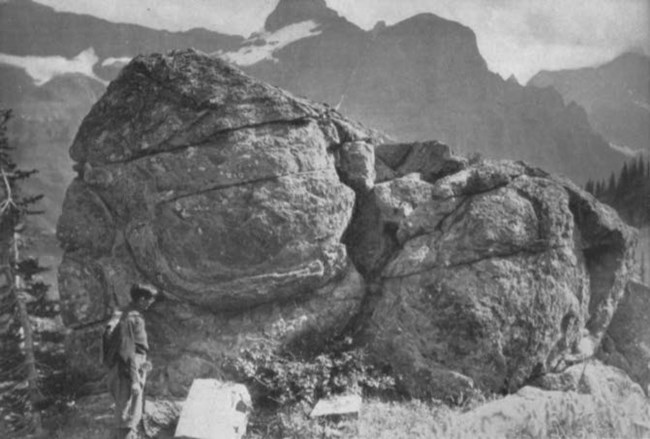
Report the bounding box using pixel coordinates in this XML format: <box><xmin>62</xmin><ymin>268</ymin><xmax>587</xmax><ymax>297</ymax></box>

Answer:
<box><xmin>81</xmin><ymin>116</ymin><xmax>318</xmax><ymax>167</ymax></box>
<box><xmin>161</xmin><ymin>167</ymin><xmax>336</xmax><ymax>204</ymax></box>
<box><xmin>563</xmin><ymin>184</ymin><xmax>636</xmax><ymax>342</ymax></box>
<box><xmin>597</xmin><ymin>282</ymin><xmax>650</xmax><ymax>394</ymax></box>
<box><xmin>381</xmin><ymin>244</ymin><xmax>566</xmax><ymax>280</ymax></box>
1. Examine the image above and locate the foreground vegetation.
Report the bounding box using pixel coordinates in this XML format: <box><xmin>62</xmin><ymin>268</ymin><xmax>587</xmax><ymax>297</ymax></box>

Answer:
<box><xmin>46</xmin><ymin>388</ymin><xmax>648</xmax><ymax>439</ymax></box>
<box><xmin>24</xmin><ymin>330</ymin><xmax>650</xmax><ymax>439</ymax></box>
<box><xmin>232</xmin><ymin>339</ymin><xmax>650</xmax><ymax>439</ymax></box>
<box><xmin>244</xmin><ymin>393</ymin><xmax>649</xmax><ymax>439</ymax></box>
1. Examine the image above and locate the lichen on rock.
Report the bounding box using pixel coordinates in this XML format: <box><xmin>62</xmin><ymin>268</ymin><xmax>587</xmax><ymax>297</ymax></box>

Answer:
<box><xmin>58</xmin><ymin>49</ymin><xmax>638</xmax><ymax>401</ymax></box>
<box><xmin>353</xmin><ymin>158</ymin><xmax>636</xmax><ymax>399</ymax></box>
<box><xmin>58</xmin><ymin>49</ymin><xmax>373</xmax><ymax>393</ymax></box>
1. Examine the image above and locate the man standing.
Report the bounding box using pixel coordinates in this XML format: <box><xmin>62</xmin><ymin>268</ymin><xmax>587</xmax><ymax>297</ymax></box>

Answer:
<box><xmin>107</xmin><ymin>284</ymin><xmax>157</xmax><ymax>439</ymax></box>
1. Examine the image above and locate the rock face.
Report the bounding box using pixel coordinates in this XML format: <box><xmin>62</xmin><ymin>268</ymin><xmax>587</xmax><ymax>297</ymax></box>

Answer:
<box><xmin>58</xmin><ymin>49</ymin><xmax>373</xmax><ymax>394</ymax></box>
<box><xmin>354</xmin><ymin>152</ymin><xmax>636</xmax><ymax>398</ymax></box>
<box><xmin>458</xmin><ymin>361</ymin><xmax>649</xmax><ymax>439</ymax></box>
<box><xmin>58</xmin><ymin>49</ymin><xmax>637</xmax><ymax>400</ymax></box>
<box><xmin>598</xmin><ymin>281</ymin><xmax>650</xmax><ymax>394</ymax></box>
<box><xmin>530</xmin><ymin>52</ymin><xmax>650</xmax><ymax>156</ymax></box>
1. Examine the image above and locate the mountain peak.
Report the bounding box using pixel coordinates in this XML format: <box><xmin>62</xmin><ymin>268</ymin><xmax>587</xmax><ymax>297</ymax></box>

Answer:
<box><xmin>264</xmin><ymin>0</ymin><xmax>340</xmax><ymax>32</ymax></box>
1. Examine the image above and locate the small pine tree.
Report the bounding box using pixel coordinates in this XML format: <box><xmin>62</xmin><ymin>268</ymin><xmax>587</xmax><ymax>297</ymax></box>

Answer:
<box><xmin>618</xmin><ymin>162</ymin><xmax>630</xmax><ymax>196</ymax></box>
<box><xmin>0</xmin><ymin>108</ymin><xmax>54</xmax><ymax>437</ymax></box>
<box><xmin>636</xmin><ymin>156</ymin><xmax>645</xmax><ymax>179</ymax></box>
<box><xmin>594</xmin><ymin>180</ymin><xmax>603</xmax><ymax>198</ymax></box>
<box><xmin>606</xmin><ymin>172</ymin><xmax>616</xmax><ymax>200</ymax></box>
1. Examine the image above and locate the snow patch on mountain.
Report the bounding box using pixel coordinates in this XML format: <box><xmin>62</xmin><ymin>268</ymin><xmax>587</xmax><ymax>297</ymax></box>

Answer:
<box><xmin>0</xmin><ymin>47</ymin><xmax>106</xmax><ymax>86</ymax></box>
<box><xmin>220</xmin><ymin>20</ymin><xmax>322</xmax><ymax>66</ymax></box>
<box><xmin>101</xmin><ymin>56</ymin><xmax>132</xmax><ymax>67</ymax></box>
<box><xmin>609</xmin><ymin>142</ymin><xmax>641</xmax><ymax>157</ymax></box>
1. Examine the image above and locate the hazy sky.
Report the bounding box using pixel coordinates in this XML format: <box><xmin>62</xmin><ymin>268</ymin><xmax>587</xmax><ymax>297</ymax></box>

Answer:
<box><xmin>33</xmin><ymin>0</ymin><xmax>649</xmax><ymax>82</ymax></box>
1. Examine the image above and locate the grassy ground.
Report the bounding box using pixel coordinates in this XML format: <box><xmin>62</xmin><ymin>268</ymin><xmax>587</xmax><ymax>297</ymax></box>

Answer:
<box><xmin>22</xmin><ymin>384</ymin><xmax>650</xmax><ymax>438</ymax></box>
<box><xmin>244</xmin><ymin>392</ymin><xmax>650</xmax><ymax>439</ymax></box>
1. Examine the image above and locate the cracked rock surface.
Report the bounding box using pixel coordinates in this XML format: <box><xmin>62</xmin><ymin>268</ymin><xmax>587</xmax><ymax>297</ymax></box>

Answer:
<box><xmin>355</xmin><ymin>159</ymin><xmax>636</xmax><ymax>398</ymax></box>
<box><xmin>58</xmin><ymin>49</ymin><xmax>637</xmax><ymax>399</ymax></box>
<box><xmin>58</xmin><ymin>49</ymin><xmax>373</xmax><ymax>395</ymax></box>
<box><xmin>598</xmin><ymin>281</ymin><xmax>650</xmax><ymax>394</ymax></box>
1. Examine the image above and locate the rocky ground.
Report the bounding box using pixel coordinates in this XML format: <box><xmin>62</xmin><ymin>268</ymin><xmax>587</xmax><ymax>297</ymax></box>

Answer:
<box><xmin>43</xmin><ymin>360</ymin><xmax>650</xmax><ymax>438</ymax></box>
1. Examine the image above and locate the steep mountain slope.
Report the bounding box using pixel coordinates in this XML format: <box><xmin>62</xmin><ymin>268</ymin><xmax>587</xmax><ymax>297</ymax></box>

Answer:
<box><xmin>530</xmin><ymin>52</ymin><xmax>650</xmax><ymax>156</ymax></box>
<box><xmin>239</xmin><ymin>0</ymin><xmax>625</xmax><ymax>184</ymax></box>
<box><xmin>0</xmin><ymin>0</ymin><xmax>242</xmax><ymax>81</ymax></box>
<box><xmin>241</xmin><ymin>0</ymin><xmax>368</xmax><ymax>107</ymax></box>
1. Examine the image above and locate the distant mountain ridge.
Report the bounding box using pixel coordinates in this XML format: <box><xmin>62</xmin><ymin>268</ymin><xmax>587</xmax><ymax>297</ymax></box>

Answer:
<box><xmin>0</xmin><ymin>0</ymin><xmax>242</xmax><ymax>66</ymax></box>
<box><xmin>530</xmin><ymin>52</ymin><xmax>650</xmax><ymax>157</ymax></box>
<box><xmin>243</xmin><ymin>0</ymin><xmax>625</xmax><ymax>185</ymax></box>
<box><xmin>0</xmin><ymin>0</ymin><xmax>630</xmax><ymax>294</ymax></box>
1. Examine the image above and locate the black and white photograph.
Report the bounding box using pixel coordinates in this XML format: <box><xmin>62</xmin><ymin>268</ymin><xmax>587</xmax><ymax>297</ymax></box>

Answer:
<box><xmin>0</xmin><ymin>0</ymin><xmax>649</xmax><ymax>437</ymax></box>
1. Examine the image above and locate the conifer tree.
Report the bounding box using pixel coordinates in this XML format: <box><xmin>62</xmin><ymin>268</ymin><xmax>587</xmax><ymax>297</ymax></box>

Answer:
<box><xmin>0</xmin><ymin>108</ymin><xmax>50</xmax><ymax>436</ymax></box>
<box><xmin>618</xmin><ymin>162</ymin><xmax>629</xmax><ymax>196</ymax></box>
<box><xmin>606</xmin><ymin>172</ymin><xmax>616</xmax><ymax>200</ymax></box>
<box><xmin>591</xmin><ymin>157</ymin><xmax>650</xmax><ymax>231</ymax></box>
<box><xmin>595</xmin><ymin>180</ymin><xmax>603</xmax><ymax>198</ymax></box>
<box><xmin>636</xmin><ymin>156</ymin><xmax>644</xmax><ymax>179</ymax></box>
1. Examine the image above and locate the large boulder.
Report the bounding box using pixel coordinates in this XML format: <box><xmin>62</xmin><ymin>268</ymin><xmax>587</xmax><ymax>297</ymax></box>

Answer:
<box><xmin>58</xmin><ymin>49</ymin><xmax>638</xmax><ymax>401</ymax></box>
<box><xmin>57</xmin><ymin>49</ymin><xmax>374</xmax><ymax>394</ymax></box>
<box><xmin>357</xmin><ymin>156</ymin><xmax>636</xmax><ymax>399</ymax></box>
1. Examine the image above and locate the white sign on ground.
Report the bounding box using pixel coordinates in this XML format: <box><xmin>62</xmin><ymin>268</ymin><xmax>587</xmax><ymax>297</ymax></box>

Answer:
<box><xmin>310</xmin><ymin>394</ymin><xmax>362</xmax><ymax>418</ymax></box>
<box><xmin>174</xmin><ymin>379</ymin><xmax>251</xmax><ymax>439</ymax></box>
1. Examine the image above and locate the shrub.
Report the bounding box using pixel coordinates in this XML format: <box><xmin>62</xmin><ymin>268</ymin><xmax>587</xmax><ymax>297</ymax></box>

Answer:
<box><xmin>231</xmin><ymin>336</ymin><xmax>396</xmax><ymax>406</ymax></box>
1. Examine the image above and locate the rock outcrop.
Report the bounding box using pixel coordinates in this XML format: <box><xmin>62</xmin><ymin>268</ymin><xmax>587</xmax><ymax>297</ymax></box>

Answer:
<box><xmin>354</xmin><ymin>152</ymin><xmax>636</xmax><ymax>398</ymax></box>
<box><xmin>58</xmin><ymin>49</ymin><xmax>637</xmax><ymax>400</ymax></box>
<box><xmin>58</xmin><ymin>49</ymin><xmax>374</xmax><ymax>394</ymax></box>
<box><xmin>457</xmin><ymin>361</ymin><xmax>649</xmax><ymax>438</ymax></box>
<box><xmin>599</xmin><ymin>281</ymin><xmax>650</xmax><ymax>394</ymax></box>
